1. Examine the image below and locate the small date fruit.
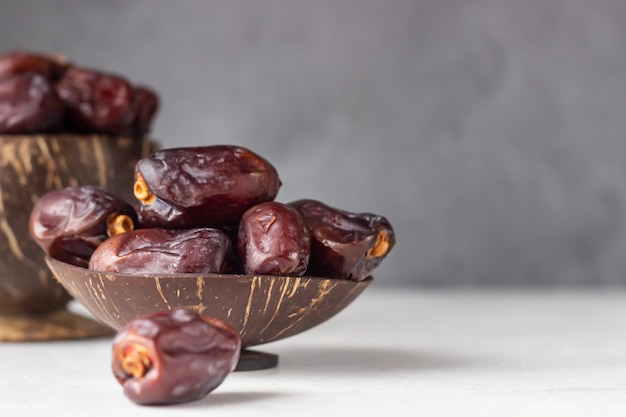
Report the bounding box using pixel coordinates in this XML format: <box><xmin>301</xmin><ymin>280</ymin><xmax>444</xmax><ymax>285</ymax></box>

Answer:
<box><xmin>55</xmin><ymin>66</ymin><xmax>136</xmax><ymax>135</ymax></box>
<box><xmin>29</xmin><ymin>186</ymin><xmax>137</xmax><ymax>267</ymax></box>
<box><xmin>0</xmin><ymin>74</ymin><xmax>65</xmax><ymax>134</ymax></box>
<box><xmin>112</xmin><ymin>308</ymin><xmax>241</xmax><ymax>406</ymax></box>
<box><xmin>290</xmin><ymin>199</ymin><xmax>395</xmax><ymax>281</ymax></box>
<box><xmin>88</xmin><ymin>228</ymin><xmax>232</xmax><ymax>274</ymax></box>
<box><xmin>134</xmin><ymin>145</ymin><xmax>281</xmax><ymax>228</ymax></box>
<box><xmin>238</xmin><ymin>201</ymin><xmax>310</xmax><ymax>276</ymax></box>
<box><xmin>0</xmin><ymin>50</ymin><xmax>69</xmax><ymax>82</ymax></box>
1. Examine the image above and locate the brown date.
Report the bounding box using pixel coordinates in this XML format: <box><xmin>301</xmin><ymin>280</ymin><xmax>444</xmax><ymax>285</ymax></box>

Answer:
<box><xmin>290</xmin><ymin>199</ymin><xmax>395</xmax><ymax>281</ymax></box>
<box><xmin>0</xmin><ymin>50</ymin><xmax>69</xmax><ymax>82</ymax></box>
<box><xmin>88</xmin><ymin>228</ymin><xmax>232</xmax><ymax>274</ymax></box>
<box><xmin>29</xmin><ymin>186</ymin><xmax>137</xmax><ymax>267</ymax></box>
<box><xmin>55</xmin><ymin>66</ymin><xmax>136</xmax><ymax>135</ymax></box>
<box><xmin>112</xmin><ymin>308</ymin><xmax>241</xmax><ymax>405</ymax></box>
<box><xmin>134</xmin><ymin>145</ymin><xmax>281</xmax><ymax>228</ymax></box>
<box><xmin>238</xmin><ymin>201</ymin><xmax>310</xmax><ymax>275</ymax></box>
<box><xmin>131</xmin><ymin>86</ymin><xmax>159</xmax><ymax>137</ymax></box>
<box><xmin>0</xmin><ymin>74</ymin><xmax>65</xmax><ymax>134</ymax></box>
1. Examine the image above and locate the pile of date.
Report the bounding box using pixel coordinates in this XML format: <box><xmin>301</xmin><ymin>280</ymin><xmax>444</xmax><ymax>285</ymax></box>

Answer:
<box><xmin>6</xmin><ymin>51</ymin><xmax>396</xmax><ymax>406</ymax></box>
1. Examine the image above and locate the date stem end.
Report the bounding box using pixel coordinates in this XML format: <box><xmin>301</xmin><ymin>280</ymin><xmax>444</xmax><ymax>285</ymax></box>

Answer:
<box><xmin>367</xmin><ymin>230</ymin><xmax>390</xmax><ymax>258</ymax></box>
<box><xmin>107</xmin><ymin>214</ymin><xmax>135</xmax><ymax>237</ymax></box>
<box><xmin>134</xmin><ymin>173</ymin><xmax>155</xmax><ymax>205</ymax></box>
<box><xmin>121</xmin><ymin>345</ymin><xmax>152</xmax><ymax>380</ymax></box>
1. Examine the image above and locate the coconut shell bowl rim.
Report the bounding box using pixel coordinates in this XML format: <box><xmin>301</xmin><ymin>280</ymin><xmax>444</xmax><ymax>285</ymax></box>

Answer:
<box><xmin>45</xmin><ymin>256</ymin><xmax>372</xmax><ymax>370</ymax></box>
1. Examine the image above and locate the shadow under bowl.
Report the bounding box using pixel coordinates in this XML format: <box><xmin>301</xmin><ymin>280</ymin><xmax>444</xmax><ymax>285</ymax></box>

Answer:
<box><xmin>45</xmin><ymin>256</ymin><xmax>372</xmax><ymax>348</ymax></box>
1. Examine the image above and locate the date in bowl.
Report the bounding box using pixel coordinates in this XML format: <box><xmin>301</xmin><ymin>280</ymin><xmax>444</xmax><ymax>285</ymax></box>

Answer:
<box><xmin>46</xmin><ymin>256</ymin><xmax>372</xmax><ymax>369</ymax></box>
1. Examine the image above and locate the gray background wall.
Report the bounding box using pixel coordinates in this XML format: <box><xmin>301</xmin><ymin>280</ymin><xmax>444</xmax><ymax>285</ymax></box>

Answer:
<box><xmin>2</xmin><ymin>0</ymin><xmax>626</xmax><ymax>287</ymax></box>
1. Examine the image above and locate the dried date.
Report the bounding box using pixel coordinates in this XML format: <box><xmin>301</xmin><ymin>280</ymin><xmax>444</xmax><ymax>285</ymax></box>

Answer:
<box><xmin>55</xmin><ymin>66</ymin><xmax>136</xmax><ymax>135</ymax></box>
<box><xmin>290</xmin><ymin>199</ymin><xmax>395</xmax><ymax>281</ymax></box>
<box><xmin>238</xmin><ymin>201</ymin><xmax>310</xmax><ymax>275</ymax></box>
<box><xmin>0</xmin><ymin>50</ymin><xmax>69</xmax><ymax>82</ymax></box>
<box><xmin>131</xmin><ymin>86</ymin><xmax>159</xmax><ymax>137</ymax></box>
<box><xmin>133</xmin><ymin>145</ymin><xmax>281</xmax><ymax>228</ymax></box>
<box><xmin>88</xmin><ymin>228</ymin><xmax>232</xmax><ymax>274</ymax></box>
<box><xmin>112</xmin><ymin>308</ymin><xmax>241</xmax><ymax>405</ymax></box>
<box><xmin>29</xmin><ymin>186</ymin><xmax>137</xmax><ymax>267</ymax></box>
<box><xmin>0</xmin><ymin>74</ymin><xmax>65</xmax><ymax>134</ymax></box>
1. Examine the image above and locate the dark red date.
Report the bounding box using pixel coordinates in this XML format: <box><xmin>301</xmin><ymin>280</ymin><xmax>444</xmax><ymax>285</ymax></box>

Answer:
<box><xmin>55</xmin><ymin>66</ymin><xmax>136</xmax><ymax>135</ymax></box>
<box><xmin>89</xmin><ymin>228</ymin><xmax>232</xmax><ymax>274</ymax></box>
<box><xmin>0</xmin><ymin>50</ymin><xmax>69</xmax><ymax>82</ymax></box>
<box><xmin>0</xmin><ymin>52</ymin><xmax>159</xmax><ymax>136</ymax></box>
<box><xmin>112</xmin><ymin>308</ymin><xmax>241</xmax><ymax>405</ymax></box>
<box><xmin>238</xmin><ymin>201</ymin><xmax>310</xmax><ymax>275</ymax></box>
<box><xmin>290</xmin><ymin>199</ymin><xmax>395</xmax><ymax>281</ymax></box>
<box><xmin>29</xmin><ymin>186</ymin><xmax>137</xmax><ymax>267</ymax></box>
<box><xmin>131</xmin><ymin>86</ymin><xmax>159</xmax><ymax>137</ymax></box>
<box><xmin>0</xmin><ymin>74</ymin><xmax>65</xmax><ymax>134</ymax></box>
<box><xmin>134</xmin><ymin>145</ymin><xmax>281</xmax><ymax>228</ymax></box>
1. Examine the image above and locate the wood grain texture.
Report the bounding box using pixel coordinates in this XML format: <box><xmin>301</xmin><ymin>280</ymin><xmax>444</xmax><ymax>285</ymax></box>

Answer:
<box><xmin>46</xmin><ymin>256</ymin><xmax>372</xmax><ymax>347</ymax></box>
<box><xmin>0</xmin><ymin>135</ymin><xmax>154</xmax><ymax>315</ymax></box>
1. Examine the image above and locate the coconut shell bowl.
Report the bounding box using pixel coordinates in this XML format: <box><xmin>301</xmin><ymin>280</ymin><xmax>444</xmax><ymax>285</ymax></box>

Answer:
<box><xmin>45</xmin><ymin>256</ymin><xmax>372</xmax><ymax>370</ymax></box>
<box><xmin>0</xmin><ymin>134</ymin><xmax>155</xmax><ymax>341</ymax></box>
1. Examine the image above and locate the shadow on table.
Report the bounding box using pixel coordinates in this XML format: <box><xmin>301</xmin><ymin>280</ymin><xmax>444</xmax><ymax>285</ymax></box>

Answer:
<box><xmin>275</xmin><ymin>346</ymin><xmax>483</xmax><ymax>374</ymax></box>
<box><xmin>179</xmin><ymin>391</ymin><xmax>286</xmax><ymax>409</ymax></box>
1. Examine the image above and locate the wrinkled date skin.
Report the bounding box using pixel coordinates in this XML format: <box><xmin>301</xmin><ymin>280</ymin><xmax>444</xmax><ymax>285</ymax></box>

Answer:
<box><xmin>89</xmin><ymin>228</ymin><xmax>232</xmax><ymax>274</ymax></box>
<box><xmin>133</xmin><ymin>145</ymin><xmax>281</xmax><ymax>228</ymax></box>
<box><xmin>112</xmin><ymin>308</ymin><xmax>241</xmax><ymax>406</ymax></box>
<box><xmin>290</xmin><ymin>199</ymin><xmax>395</xmax><ymax>281</ymax></box>
<box><xmin>0</xmin><ymin>50</ymin><xmax>69</xmax><ymax>82</ymax></box>
<box><xmin>55</xmin><ymin>66</ymin><xmax>159</xmax><ymax>136</ymax></box>
<box><xmin>29</xmin><ymin>186</ymin><xmax>138</xmax><ymax>267</ymax></box>
<box><xmin>0</xmin><ymin>74</ymin><xmax>65</xmax><ymax>134</ymax></box>
<box><xmin>238</xmin><ymin>201</ymin><xmax>311</xmax><ymax>276</ymax></box>
<box><xmin>0</xmin><ymin>51</ymin><xmax>159</xmax><ymax>136</ymax></box>
<box><xmin>55</xmin><ymin>66</ymin><xmax>134</xmax><ymax>135</ymax></box>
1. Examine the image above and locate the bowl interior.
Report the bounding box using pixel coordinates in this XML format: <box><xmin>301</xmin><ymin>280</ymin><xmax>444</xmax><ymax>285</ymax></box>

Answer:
<box><xmin>45</xmin><ymin>257</ymin><xmax>371</xmax><ymax>347</ymax></box>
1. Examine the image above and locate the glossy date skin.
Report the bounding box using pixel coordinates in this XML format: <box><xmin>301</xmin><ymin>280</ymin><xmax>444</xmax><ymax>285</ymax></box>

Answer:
<box><xmin>112</xmin><ymin>308</ymin><xmax>241</xmax><ymax>406</ymax></box>
<box><xmin>0</xmin><ymin>74</ymin><xmax>65</xmax><ymax>134</ymax></box>
<box><xmin>134</xmin><ymin>145</ymin><xmax>281</xmax><ymax>228</ymax></box>
<box><xmin>55</xmin><ymin>66</ymin><xmax>135</xmax><ymax>135</ymax></box>
<box><xmin>0</xmin><ymin>51</ymin><xmax>159</xmax><ymax>136</ymax></box>
<box><xmin>89</xmin><ymin>228</ymin><xmax>232</xmax><ymax>274</ymax></box>
<box><xmin>0</xmin><ymin>50</ymin><xmax>69</xmax><ymax>82</ymax></box>
<box><xmin>29</xmin><ymin>186</ymin><xmax>137</xmax><ymax>267</ymax></box>
<box><xmin>290</xmin><ymin>199</ymin><xmax>395</xmax><ymax>281</ymax></box>
<box><xmin>55</xmin><ymin>67</ymin><xmax>159</xmax><ymax>136</ymax></box>
<box><xmin>238</xmin><ymin>201</ymin><xmax>310</xmax><ymax>276</ymax></box>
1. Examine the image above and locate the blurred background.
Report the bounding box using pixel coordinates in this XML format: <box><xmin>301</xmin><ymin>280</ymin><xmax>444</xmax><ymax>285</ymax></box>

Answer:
<box><xmin>2</xmin><ymin>0</ymin><xmax>626</xmax><ymax>287</ymax></box>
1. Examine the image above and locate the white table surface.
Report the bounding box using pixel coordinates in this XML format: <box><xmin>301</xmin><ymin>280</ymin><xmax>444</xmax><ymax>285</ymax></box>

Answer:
<box><xmin>2</xmin><ymin>288</ymin><xmax>626</xmax><ymax>416</ymax></box>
